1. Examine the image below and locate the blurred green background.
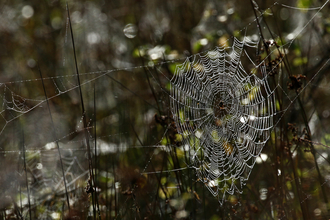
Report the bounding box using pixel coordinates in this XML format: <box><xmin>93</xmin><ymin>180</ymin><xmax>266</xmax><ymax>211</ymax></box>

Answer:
<box><xmin>0</xmin><ymin>0</ymin><xmax>330</xmax><ymax>219</ymax></box>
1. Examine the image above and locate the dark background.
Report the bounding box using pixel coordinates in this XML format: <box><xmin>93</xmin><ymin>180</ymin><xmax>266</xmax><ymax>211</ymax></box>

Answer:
<box><xmin>0</xmin><ymin>0</ymin><xmax>330</xmax><ymax>219</ymax></box>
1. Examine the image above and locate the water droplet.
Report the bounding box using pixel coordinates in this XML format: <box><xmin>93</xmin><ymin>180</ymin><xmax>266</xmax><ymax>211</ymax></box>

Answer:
<box><xmin>36</xmin><ymin>163</ymin><xmax>43</xmax><ymax>170</ymax></box>
<box><xmin>227</xmin><ymin>8</ymin><xmax>234</xmax><ymax>15</ymax></box>
<box><xmin>22</xmin><ymin>5</ymin><xmax>34</xmax><ymax>19</ymax></box>
<box><xmin>87</xmin><ymin>32</ymin><xmax>100</xmax><ymax>44</ymax></box>
<box><xmin>123</xmin><ymin>24</ymin><xmax>137</xmax><ymax>39</ymax></box>
<box><xmin>27</xmin><ymin>59</ymin><xmax>36</xmax><ymax>68</ymax></box>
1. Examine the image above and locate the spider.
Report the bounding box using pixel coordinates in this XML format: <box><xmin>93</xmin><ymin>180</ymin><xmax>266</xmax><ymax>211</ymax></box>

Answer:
<box><xmin>219</xmin><ymin>101</ymin><xmax>226</xmax><ymax>110</ymax></box>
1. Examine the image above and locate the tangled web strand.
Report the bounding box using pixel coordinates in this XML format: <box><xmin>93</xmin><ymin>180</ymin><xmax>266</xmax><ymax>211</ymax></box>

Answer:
<box><xmin>170</xmin><ymin>37</ymin><xmax>276</xmax><ymax>204</ymax></box>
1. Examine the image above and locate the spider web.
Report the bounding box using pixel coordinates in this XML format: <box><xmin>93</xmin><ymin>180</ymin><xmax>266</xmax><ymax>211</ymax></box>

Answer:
<box><xmin>170</xmin><ymin>37</ymin><xmax>275</xmax><ymax>203</ymax></box>
<box><xmin>0</xmin><ymin>0</ymin><xmax>330</xmax><ymax>218</ymax></box>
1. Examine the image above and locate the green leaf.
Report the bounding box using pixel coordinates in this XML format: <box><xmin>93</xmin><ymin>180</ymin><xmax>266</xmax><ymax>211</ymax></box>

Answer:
<box><xmin>293</xmin><ymin>57</ymin><xmax>307</xmax><ymax>66</ymax></box>
<box><xmin>193</xmin><ymin>41</ymin><xmax>203</xmax><ymax>53</ymax></box>
<box><xmin>297</xmin><ymin>0</ymin><xmax>312</xmax><ymax>9</ymax></box>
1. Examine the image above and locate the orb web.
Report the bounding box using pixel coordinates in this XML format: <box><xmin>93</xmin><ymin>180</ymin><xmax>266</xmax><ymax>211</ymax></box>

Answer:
<box><xmin>170</xmin><ymin>37</ymin><xmax>276</xmax><ymax>203</ymax></box>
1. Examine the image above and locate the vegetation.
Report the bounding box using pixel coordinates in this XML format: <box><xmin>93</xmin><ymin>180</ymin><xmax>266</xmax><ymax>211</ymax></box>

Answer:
<box><xmin>0</xmin><ymin>0</ymin><xmax>330</xmax><ymax>219</ymax></box>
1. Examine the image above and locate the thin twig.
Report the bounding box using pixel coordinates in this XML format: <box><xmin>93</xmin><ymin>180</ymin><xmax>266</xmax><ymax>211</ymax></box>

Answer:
<box><xmin>93</xmin><ymin>85</ymin><xmax>101</xmax><ymax>218</ymax></box>
<box><xmin>22</xmin><ymin>131</ymin><xmax>32</xmax><ymax>220</ymax></box>
<box><xmin>66</xmin><ymin>2</ymin><xmax>97</xmax><ymax>216</ymax></box>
